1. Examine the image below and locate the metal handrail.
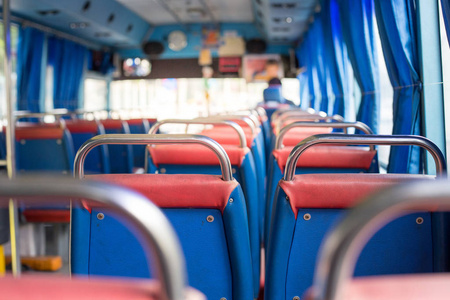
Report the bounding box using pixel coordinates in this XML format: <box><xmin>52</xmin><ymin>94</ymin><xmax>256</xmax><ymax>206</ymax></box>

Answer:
<box><xmin>15</xmin><ymin>110</ymin><xmax>76</xmax><ymax>123</ymax></box>
<box><xmin>255</xmin><ymin>107</ymin><xmax>268</xmax><ymax>120</ymax></box>
<box><xmin>215</xmin><ymin>113</ymin><xmax>260</xmax><ymax>128</ymax></box>
<box><xmin>0</xmin><ymin>177</ymin><xmax>186</xmax><ymax>300</ymax></box>
<box><xmin>149</xmin><ymin>119</ymin><xmax>247</xmax><ymax>148</ymax></box>
<box><xmin>311</xmin><ymin>179</ymin><xmax>450</xmax><ymax>300</ymax></box>
<box><xmin>196</xmin><ymin>115</ymin><xmax>256</xmax><ymax>135</ymax></box>
<box><xmin>231</xmin><ymin>112</ymin><xmax>261</xmax><ymax>128</ymax></box>
<box><xmin>270</xmin><ymin>107</ymin><xmax>316</xmax><ymax>123</ymax></box>
<box><xmin>275</xmin><ymin>114</ymin><xmax>343</xmax><ymax>134</ymax></box>
<box><xmin>283</xmin><ymin>134</ymin><xmax>447</xmax><ymax>181</ymax></box>
<box><xmin>74</xmin><ymin>134</ymin><xmax>234</xmax><ymax>181</ymax></box>
<box><xmin>275</xmin><ymin>121</ymin><xmax>374</xmax><ymax>150</ymax></box>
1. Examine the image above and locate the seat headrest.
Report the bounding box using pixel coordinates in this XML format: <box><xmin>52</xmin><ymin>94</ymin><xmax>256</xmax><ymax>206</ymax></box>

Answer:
<box><xmin>279</xmin><ymin>173</ymin><xmax>434</xmax><ymax>218</ymax></box>
<box><xmin>86</xmin><ymin>174</ymin><xmax>239</xmax><ymax>213</ymax></box>
<box><xmin>272</xmin><ymin>146</ymin><xmax>376</xmax><ymax>172</ymax></box>
<box><xmin>15</xmin><ymin>126</ymin><xmax>64</xmax><ymax>141</ymax></box>
<box><xmin>64</xmin><ymin>120</ymin><xmax>99</xmax><ymax>134</ymax></box>
<box><xmin>149</xmin><ymin>144</ymin><xmax>250</xmax><ymax>167</ymax></box>
<box><xmin>100</xmin><ymin>119</ymin><xmax>124</xmax><ymax>130</ymax></box>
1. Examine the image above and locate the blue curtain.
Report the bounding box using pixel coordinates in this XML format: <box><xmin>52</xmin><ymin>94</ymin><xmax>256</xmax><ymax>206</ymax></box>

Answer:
<box><xmin>298</xmin><ymin>71</ymin><xmax>310</xmax><ymax>109</ymax></box>
<box><xmin>375</xmin><ymin>0</ymin><xmax>422</xmax><ymax>173</ymax></box>
<box><xmin>297</xmin><ymin>20</ymin><xmax>330</xmax><ymax>112</ymax></box>
<box><xmin>310</xmin><ymin>20</ymin><xmax>331</xmax><ymax>113</ymax></box>
<box><xmin>328</xmin><ymin>0</ymin><xmax>355</xmax><ymax>121</ymax></box>
<box><xmin>338</xmin><ymin>0</ymin><xmax>380</xmax><ymax>133</ymax></box>
<box><xmin>442</xmin><ymin>0</ymin><xmax>450</xmax><ymax>46</ymax></box>
<box><xmin>16</xmin><ymin>27</ymin><xmax>45</xmax><ymax>112</ymax></box>
<box><xmin>297</xmin><ymin>40</ymin><xmax>320</xmax><ymax>110</ymax></box>
<box><xmin>48</xmin><ymin>37</ymin><xmax>87</xmax><ymax>111</ymax></box>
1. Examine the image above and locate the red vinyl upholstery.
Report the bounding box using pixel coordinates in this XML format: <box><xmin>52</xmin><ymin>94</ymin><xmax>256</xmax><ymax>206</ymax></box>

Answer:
<box><xmin>100</xmin><ymin>119</ymin><xmax>124</xmax><ymax>130</ymax></box>
<box><xmin>273</xmin><ymin>146</ymin><xmax>377</xmax><ymax>171</ymax></box>
<box><xmin>272</xmin><ymin>124</ymin><xmax>332</xmax><ymax>136</ymax></box>
<box><xmin>15</xmin><ymin>126</ymin><xmax>64</xmax><ymax>141</ymax></box>
<box><xmin>280</xmin><ymin>174</ymin><xmax>433</xmax><ymax>218</ymax></box>
<box><xmin>86</xmin><ymin>174</ymin><xmax>238</xmax><ymax>212</ymax></box>
<box><xmin>0</xmin><ymin>275</ymin><xmax>205</xmax><ymax>300</ymax></box>
<box><xmin>126</xmin><ymin>118</ymin><xmax>157</xmax><ymax>126</ymax></box>
<box><xmin>200</xmin><ymin>128</ymin><xmax>255</xmax><ymax>147</ymax></box>
<box><xmin>64</xmin><ymin>120</ymin><xmax>99</xmax><ymax>134</ymax></box>
<box><xmin>149</xmin><ymin>144</ymin><xmax>250</xmax><ymax>167</ymax></box>
<box><xmin>280</xmin><ymin>127</ymin><xmax>333</xmax><ymax>146</ymax></box>
<box><xmin>305</xmin><ymin>274</ymin><xmax>450</xmax><ymax>300</ymax></box>
<box><xmin>22</xmin><ymin>210</ymin><xmax>70</xmax><ymax>223</ymax></box>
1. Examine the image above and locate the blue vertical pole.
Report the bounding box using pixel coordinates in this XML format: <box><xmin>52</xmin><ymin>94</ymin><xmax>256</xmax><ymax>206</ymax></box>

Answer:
<box><xmin>416</xmin><ymin>0</ymin><xmax>449</xmax><ymax>272</ymax></box>
<box><xmin>416</xmin><ymin>0</ymin><xmax>446</xmax><ymax>173</ymax></box>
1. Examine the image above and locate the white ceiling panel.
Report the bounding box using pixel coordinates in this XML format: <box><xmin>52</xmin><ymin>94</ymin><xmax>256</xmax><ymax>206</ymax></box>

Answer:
<box><xmin>115</xmin><ymin>0</ymin><xmax>177</xmax><ymax>24</ymax></box>
<box><xmin>116</xmin><ymin>0</ymin><xmax>253</xmax><ymax>25</ymax></box>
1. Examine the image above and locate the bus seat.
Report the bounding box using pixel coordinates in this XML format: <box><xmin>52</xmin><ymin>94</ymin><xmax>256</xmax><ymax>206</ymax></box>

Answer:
<box><xmin>330</xmin><ymin>274</ymin><xmax>450</xmax><ymax>300</ymax></box>
<box><xmin>201</xmin><ymin>125</ymin><xmax>267</xmax><ymax>242</ymax></box>
<box><xmin>0</xmin><ymin>276</ymin><xmax>205</xmax><ymax>300</ymax></box>
<box><xmin>265</xmin><ymin>145</ymin><xmax>377</xmax><ymax>244</ymax></box>
<box><xmin>265</xmin><ymin>173</ymin><xmax>434</xmax><ymax>300</ymax></box>
<box><xmin>126</xmin><ymin>118</ymin><xmax>156</xmax><ymax>168</ymax></box>
<box><xmin>73</xmin><ymin>174</ymin><xmax>253</xmax><ymax>300</ymax></box>
<box><xmin>65</xmin><ymin>119</ymin><xmax>109</xmax><ymax>174</ymax></box>
<box><xmin>1</xmin><ymin>177</ymin><xmax>204</xmax><ymax>300</ymax></box>
<box><xmin>14</xmin><ymin>124</ymin><xmax>74</xmax><ymax>223</ymax></box>
<box><xmin>148</xmin><ymin>143</ymin><xmax>260</xmax><ymax>298</ymax></box>
<box><xmin>304</xmin><ymin>180</ymin><xmax>450</xmax><ymax>300</ymax></box>
<box><xmin>258</xmin><ymin>103</ymin><xmax>291</xmax><ymax>120</ymax></box>
<box><xmin>280</xmin><ymin>127</ymin><xmax>332</xmax><ymax>147</ymax></box>
<box><xmin>15</xmin><ymin>124</ymin><xmax>74</xmax><ymax>174</ymax></box>
<box><xmin>256</xmin><ymin>111</ymin><xmax>271</xmax><ymax>157</ymax></box>
<box><xmin>100</xmin><ymin>119</ymin><xmax>133</xmax><ymax>173</ymax></box>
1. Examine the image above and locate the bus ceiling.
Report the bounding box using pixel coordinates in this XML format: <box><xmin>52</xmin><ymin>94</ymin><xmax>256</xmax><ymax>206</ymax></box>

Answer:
<box><xmin>4</xmin><ymin>0</ymin><xmax>320</xmax><ymax>58</ymax></box>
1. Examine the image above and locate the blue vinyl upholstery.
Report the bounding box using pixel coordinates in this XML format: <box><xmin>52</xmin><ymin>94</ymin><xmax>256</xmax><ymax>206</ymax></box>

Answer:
<box><xmin>127</xmin><ymin>119</ymin><xmax>155</xmax><ymax>169</ymax></box>
<box><xmin>148</xmin><ymin>152</ymin><xmax>261</xmax><ymax>297</ymax></box>
<box><xmin>265</xmin><ymin>176</ymin><xmax>435</xmax><ymax>300</ymax></box>
<box><xmin>66</xmin><ymin>121</ymin><xmax>109</xmax><ymax>174</ymax></box>
<box><xmin>101</xmin><ymin>120</ymin><xmax>133</xmax><ymax>173</ymax></box>
<box><xmin>264</xmin><ymin>148</ymin><xmax>378</xmax><ymax>244</ymax></box>
<box><xmin>71</xmin><ymin>180</ymin><xmax>253</xmax><ymax>300</ymax></box>
<box><xmin>16</xmin><ymin>128</ymin><xmax>74</xmax><ymax>174</ymax></box>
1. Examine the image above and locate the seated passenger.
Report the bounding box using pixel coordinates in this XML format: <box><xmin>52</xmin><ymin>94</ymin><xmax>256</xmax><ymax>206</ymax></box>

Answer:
<box><xmin>263</xmin><ymin>78</ymin><xmax>295</xmax><ymax>106</ymax></box>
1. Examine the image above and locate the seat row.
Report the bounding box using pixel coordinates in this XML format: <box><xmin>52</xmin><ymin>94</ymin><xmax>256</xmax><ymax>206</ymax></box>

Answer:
<box><xmin>8</xmin><ymin>117</ymin><xmax>156</xmax><ymax>175</ymax></box>
<box><xmin>8</xmin><ymin>106</ymin><xmax>449</xmax><ymax>299</ymax></box>
<box><xmin>3</xmin><ymin>173</ymin><xmax>450</xmax><ymax>299</ymax></box>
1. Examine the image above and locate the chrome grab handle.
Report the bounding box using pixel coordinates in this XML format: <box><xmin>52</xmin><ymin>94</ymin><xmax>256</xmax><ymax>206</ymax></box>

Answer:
<box><xmin>275</xmin><ymin>121</ymin><xmax>374</xmax><ymax>150</ymax></box>
<box><xmin>230</xmin><ymin>112</ymin><xmax>261</xmax><ymax>128</ymax></box>
<box><xmin>0</xmin><ymin>177</ymin><xmax>186</xmax><ymax>300</ymax></box>
<box><xmin>311</xmin><ymin>179</ymin><xmax>449</xmax><ymax>300</ymax></box>
<box><xmin>74</xmin><ymin>134</ymin><xmax>234</xmax><ymax>181</ymax></box>
<box><xmin>15</xmin><ymin>109</ymin><xmax>75</xmax><ymax>122</ymax></box>
<box><xmin>196</xmin><ymin>115</ymin><xmax>256</xmax><ymax>135</ymax></box>
<box><xmin>149</xmin><ymin>119</ymin><xmax>247</xmax><ymax>148</ymax></box>
<box><xmin>275</xmin><ymin>114</ymin><xmax>343</xmax><ymax>134</ymax></box>
<box><xmin>214</xmin><ymin>114</ymin><xmax>260</xmax><ymax>128</ymax></box>
<box><xmin>255</xmin><ymin>107</ymin><xmax>268</xmax><ymax>120</ymax></box>
<box><xmin>283</xmin><ymin>134</ymin><xmax>447</xmax><ymax>181</ymax></box>
<box><xmin>270</xmin><ymin>107</ymin><xmax>317</xmax><ymax>123</ymax></box>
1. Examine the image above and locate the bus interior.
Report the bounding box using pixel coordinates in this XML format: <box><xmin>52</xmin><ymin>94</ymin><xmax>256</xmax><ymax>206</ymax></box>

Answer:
<box><xmin>0</xmin><ymin>0</ymin><xmax>449</xmax><ymax>299</ymax></box>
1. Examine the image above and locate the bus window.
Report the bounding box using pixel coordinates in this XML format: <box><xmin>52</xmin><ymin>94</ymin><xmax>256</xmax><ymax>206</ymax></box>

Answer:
<box><xmin>111</xmin><ymin>78</ymin><xmax>273</xmax><ymax>120</ymax></box>
<box><xmin>0</xmin><ymin>22</ymin><xmax>18</xmax><ymax>118</ymax></box>
<box><xmin>84</xmin><ymin>77</ymin><xmax>108</xmax><ymax>112</ymax></box>
<box><xmin>375</xmin><ymin>16</ymin><xmax>394</xmax><ymax>172</ymax></box>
